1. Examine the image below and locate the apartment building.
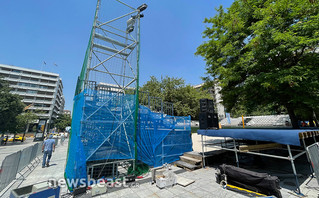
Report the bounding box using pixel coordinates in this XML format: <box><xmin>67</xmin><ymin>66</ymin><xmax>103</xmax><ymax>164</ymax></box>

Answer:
<box><xmin>0</xmin><ymin>64</ymin><xmax>65</xmax><ymax>132</ymax></box>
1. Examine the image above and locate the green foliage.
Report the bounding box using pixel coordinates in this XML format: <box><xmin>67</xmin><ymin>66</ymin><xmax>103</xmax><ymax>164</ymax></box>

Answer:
<box><xmin>140</xmin><ymin>76</ymin><xmax>212</xmax><ymax>119</ymax></box>
<box><xmin>16</xmin><ymin>111</ymin><xmax>38</xmax><ymax>132</ymax></box>
<box><xmin>196</xmin><ymin>0</ymin><xmax>319</xmax><ymax>128</ymax></box>
<box><xmin>0</xmin><ymin>77</ymin><xmax>25</xmax><ymax>134</ymax></box>
<box><xmin>54</xmin><ymin>114</ymin><xmax>72</xmax><ymax>132</ymax></box>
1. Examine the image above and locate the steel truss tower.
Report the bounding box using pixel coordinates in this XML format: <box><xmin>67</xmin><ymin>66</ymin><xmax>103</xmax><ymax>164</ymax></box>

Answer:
<box><xmin>65</xmin><ymin>0</ymin><xmax>147</xmax><ymax>190</ymax></box>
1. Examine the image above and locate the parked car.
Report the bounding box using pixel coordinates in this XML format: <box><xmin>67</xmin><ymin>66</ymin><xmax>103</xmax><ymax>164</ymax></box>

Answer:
<box><xmin>3</xmin><ymin>135</ymin><xmax>26</xmax><ymax>142</ymax></box>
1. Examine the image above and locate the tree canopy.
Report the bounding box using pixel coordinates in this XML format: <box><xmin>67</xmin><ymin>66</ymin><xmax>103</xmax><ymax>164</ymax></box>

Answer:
<box><xmin>16</xmin><ymin>111</ymin><xmax>38</xmax><ymax>132</ymax></box>
<box><xmin>54</xmin><ymin>114</ymin><xmax>72</xmax><ymax>132</ymax></box>
<box><xmin>0</xmin><ymin>77</ymin><xmax>25</xmax><ymax>134</ymax></box>
<box><xmin>140</xmin><ymin>76</ymin><xmax>212</xmax><ymax>119</ymax></box>
<box><xmin>196</xmin><ymin>0</ymin><xmax>319</xmax><ymax>128</ymax></box>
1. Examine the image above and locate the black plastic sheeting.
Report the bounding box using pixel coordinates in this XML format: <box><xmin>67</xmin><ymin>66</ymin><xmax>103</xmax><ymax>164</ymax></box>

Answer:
<box><xmin>217</xmin><ymin>164</ymin><xmax>282</xmax><ymax>198</ymax></box>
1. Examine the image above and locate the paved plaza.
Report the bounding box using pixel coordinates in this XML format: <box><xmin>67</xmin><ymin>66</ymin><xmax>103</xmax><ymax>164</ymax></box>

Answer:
<box><xmin>1</xmin><ymin>135</ymin><xmax>319</xmax><ymax>197</ymax></box>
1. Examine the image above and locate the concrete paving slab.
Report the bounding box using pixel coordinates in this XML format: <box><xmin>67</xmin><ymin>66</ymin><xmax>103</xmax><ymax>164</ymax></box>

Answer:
<box><xmin>176</xmin><ymin>175</ymin><xmax>195</xmax><ymax>187</ymax></box>
<box><xmin>154</xmin><ymin>189</ymin><xmax>175</xmax><ymax>198</ymax></box>
<box><xmin>3</xmin><ymin>134</ymin><xmax>318</xmax><ymax>198</ymax></box>
<box><xmin>166</xmin><ymin>185</ymin><xmax>187</xmax><ymax>195</ymax></box>
<box><xmin>134</xmin><ymin>188</ymin><xmax>155</xmax><ymax>198</ymax></box>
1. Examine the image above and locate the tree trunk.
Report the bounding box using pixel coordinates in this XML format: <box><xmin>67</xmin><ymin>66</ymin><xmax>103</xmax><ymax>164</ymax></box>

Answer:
<box><xmin>22</xmin><ymin>123</ymin><xmax>29</xmax><ymax>142</ymax></box>
<box><xmin>286</xmin><ymin>105</ymin><xmax>299</xmax><ymax>129</ymax></box>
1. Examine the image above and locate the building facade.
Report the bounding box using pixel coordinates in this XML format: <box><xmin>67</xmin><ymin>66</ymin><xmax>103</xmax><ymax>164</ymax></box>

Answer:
<box><xmin>194</xmin><ymin>83</ymin><xmax>226</xmax><ymax>120</ymax></box>
<box><xmin>0</xmin><ymin>64</ymin><xmax>65</xmax><ymax>132</ymax></box>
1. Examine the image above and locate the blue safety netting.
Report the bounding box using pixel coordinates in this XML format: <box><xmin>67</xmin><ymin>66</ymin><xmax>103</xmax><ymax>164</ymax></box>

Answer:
<box><xmin>65</xmin><ymin>89</ymin><xmax>136</xmax><ymax>189</ymax></box>
<box><xmin>65</xmin><ymin>92</ymin><xmax>88</xmax><ymax>189</ymax></box>
<box><xmin>138</xmin><ymin>106</ymin><xmax>192</xmax><ymax>167</ymax></box>
<box><xmin>65</xmin><ymin>90</ymin><xmax>192</xmax><ymax>190</ymax></box>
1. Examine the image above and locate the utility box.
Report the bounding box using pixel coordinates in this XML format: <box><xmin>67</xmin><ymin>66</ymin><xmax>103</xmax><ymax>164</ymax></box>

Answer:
<box><xmin>10</xmin><ymin>181</ymin><xmax>60</xmax><ymax>198</ymax></box>
<box><xmin>155</xmin><ymin>169</ymin><xmax>177</xmax><ymax>189</ymax></box>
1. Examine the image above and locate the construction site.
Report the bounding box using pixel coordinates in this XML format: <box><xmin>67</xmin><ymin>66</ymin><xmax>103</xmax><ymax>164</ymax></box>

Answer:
<box><xmin>1</xmin><ymin>0</ymin><xmax>319</xmax><ymax>198</ymax></box>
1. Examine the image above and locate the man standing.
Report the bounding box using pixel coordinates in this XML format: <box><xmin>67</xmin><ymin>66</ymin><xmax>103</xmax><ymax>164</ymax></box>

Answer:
<box><xmin>42</xmin><ymin>135</ymin><xmax>55</xmax><ymax>168</ymax></box>
<box><xmin>60</xmin><ymin>133</ymin><xmax>65</xmax><ymax>146</ymax></box>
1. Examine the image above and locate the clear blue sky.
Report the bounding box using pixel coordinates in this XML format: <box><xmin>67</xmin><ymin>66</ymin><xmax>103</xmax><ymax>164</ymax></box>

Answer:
<box><xmin>0</xmin><ymin>0</ymin><xmax>233</xmax><ymax>111</ymax></box>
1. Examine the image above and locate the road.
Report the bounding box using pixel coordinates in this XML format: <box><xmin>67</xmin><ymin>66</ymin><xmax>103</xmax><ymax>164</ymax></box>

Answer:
<box><xmin>0</xmin><ymin>138</ymin><xmax>37</xmax><ymax>164</ymax></box>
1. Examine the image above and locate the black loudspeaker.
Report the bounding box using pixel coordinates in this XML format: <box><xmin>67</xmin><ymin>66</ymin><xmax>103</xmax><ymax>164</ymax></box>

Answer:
<box><xmin>199</xmin><ymin>112</ymin><xmax>219</xmax><ymax>129</ymax></box>
<box><xmin>200</xmin><ymin>99</ymin><xmax>214</xmax><ymax>113</ymax></box>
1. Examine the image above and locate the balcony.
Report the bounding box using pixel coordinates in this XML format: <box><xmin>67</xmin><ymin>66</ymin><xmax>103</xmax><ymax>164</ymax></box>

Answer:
<box><xmin>11</xmin><ymin>91</ymin><xmax>54</xmax><ymax>99</ymax></box>
<box><xmin>5</xmin><ymin>77</ymin><xmax>57</xmax><ymax>87</ymax></box>
<box><xmin>35</xmin><ymin>113</ymin><xmax>50</xmax><ymax>118</ymax></box>
<box><xmin>9</xmin><ymin>84</ymin><xmax>55</xmax><ymax>93</ymax></box>
<box><xmin>0</xmin><ymin>69</ymin><xmax>58</xmax><ymax>82</ymax></box>
<box><xmin>29</xmin><ymin>106</ymin><xmax>51</xmax><ymax>111</ymax></box>
<box><xmin>22</xmin><ymin>99</ymin><xmax>53</xmax><ymax>105</ymax></box>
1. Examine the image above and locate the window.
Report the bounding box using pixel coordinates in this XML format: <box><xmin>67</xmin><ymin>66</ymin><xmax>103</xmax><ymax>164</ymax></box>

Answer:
<box><xmin>21</xmin><ymin>76</ymin><xmax>29</xmax><ymax>81</ymax></box>
<box><xmin>30</xmin><ymin>78</ymin><xmax>38</xmax><ymax>82</ymax></box>
<box><xmin>12</xmin><ymin>70</ymin><xmax>21</xmax><ymax>73</ymax></box>
<box><xmin>9</xmin><ymin>75</ymin><xmax>19</xmax><ymax>79</ymax></box>
<box><xmin>26</xmin><ymin>90</ymin><xmax>37</xmax><ymax>94</ymax></box>
<box><xmin>39</xmin><ymin>85</ymin><xmax>48</xmax><ymax>89</ymax></box>
<box><xmin>24</xmin><ymin>96</ymin><xmax>34</xmax><ymax>100</ymax></box>
<box><xmin>1</xmin><ymin>68</ymin><xmax>11</xmax><ymax>72</ymax></box>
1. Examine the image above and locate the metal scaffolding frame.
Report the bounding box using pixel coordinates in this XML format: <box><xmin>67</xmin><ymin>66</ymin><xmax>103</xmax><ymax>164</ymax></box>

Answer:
<box><xmin>66</xmin><ymin>1</ymin><xmax>147</xmax><ymax>187</ymax></box>
<box><xmin>83</xmin><ymin>0</ymin><xmax>141</xmax><ymax>163</ymax></box>
<box><xmin>200</xmin><ymin>131</ymin><xmax>318</xmax><ymax>195</ymax></box>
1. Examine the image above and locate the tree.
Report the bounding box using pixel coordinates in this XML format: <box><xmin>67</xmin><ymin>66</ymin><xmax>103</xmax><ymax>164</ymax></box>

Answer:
<box><xmin>0</xmin><ymin>78</ymin><xmax>25</xmax><ymax>134</ymax></box>
<box><xmin>196</xmin><ymin>0</ymin><xmax>319</xmax><ymax>128</ymax></box>
<box><xmin>16</xmin><ymin>111</ymin><xmax>38</xmax><ymax>141</ymax></box>
<box><xmin>140</xmin><ymin>76</ymin><xmax>212</xmax><ymax>119</ymax></box>
<box><xmin>54</xmin><ymin>114</ymin><xmax>72</xmax><ymax>132</ymax></box>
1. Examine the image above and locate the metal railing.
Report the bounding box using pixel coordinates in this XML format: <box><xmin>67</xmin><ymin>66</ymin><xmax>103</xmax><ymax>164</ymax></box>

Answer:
<box><xmin>139</xmin><ymin>91</ymin><xmax>174</xmax><ymax>116</ymax></box>
<box><xmin>0</xmin><ymin>142</ymin><xmax>44</xmax><ymax>193</ymax></box>
<box><xmin>220</xmin><ymin>114</ymin><xmax>294</xmax><ymax>129</ymax></box>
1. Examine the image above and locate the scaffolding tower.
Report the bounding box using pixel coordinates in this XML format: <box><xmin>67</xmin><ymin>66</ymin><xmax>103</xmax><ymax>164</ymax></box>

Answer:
<box><xmin>65</xmin><ymin>0</ymin><xmax>147</xmax><ymax>190</ymax></box>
